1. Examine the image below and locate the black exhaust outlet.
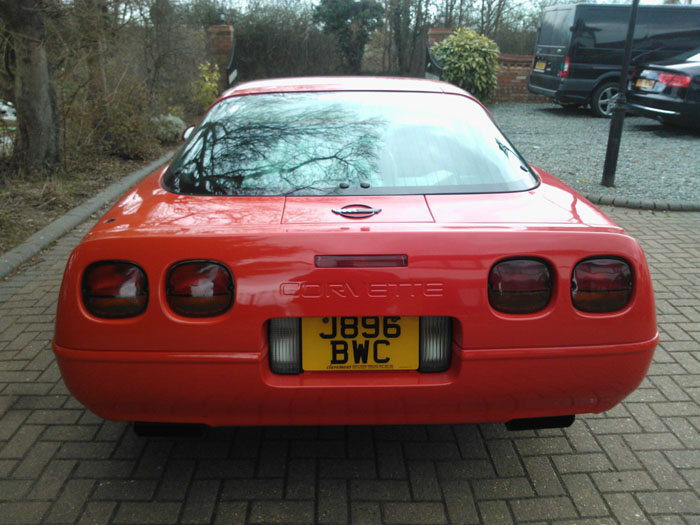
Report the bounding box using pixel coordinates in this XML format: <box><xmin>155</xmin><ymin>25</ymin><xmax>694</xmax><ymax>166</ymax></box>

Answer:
<box><xmin>505</xmin><ymin>415</ymin><xmax>575</xmax><ymax>431</ymax></box>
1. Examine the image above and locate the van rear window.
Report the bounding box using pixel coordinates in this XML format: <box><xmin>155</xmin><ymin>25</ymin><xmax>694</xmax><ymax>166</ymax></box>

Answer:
<box><xmin>539</xmin><ymin>7</ymin><xmax>574</xmax><ymax>46</ymax></box>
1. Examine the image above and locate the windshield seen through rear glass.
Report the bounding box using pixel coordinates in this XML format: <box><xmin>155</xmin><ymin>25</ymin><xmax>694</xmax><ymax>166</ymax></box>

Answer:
<box><xmin>163</xmin><ymin>91</ymin><xmax>538</xmax><ymax>197</ymax></box>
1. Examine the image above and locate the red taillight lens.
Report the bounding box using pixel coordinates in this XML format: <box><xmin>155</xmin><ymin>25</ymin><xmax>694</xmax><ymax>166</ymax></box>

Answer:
<box><xmin>657</xmin><ymin>73</ymin><xmax>691</xmax><ymax>89</ymax></box>
<box><xmin>488</xmin><ymin>259</ymin><xmax>552</xmax><ymax>314</ymax></box>
<box><xmin>82</xmin><ymin>262</ymin><xmax>148</xmax><ymax>318</ymax></box>
<box><xmin>558</xmin><ymin>56</ymin><xmax>570</xmax><ymax>79</ymax></box>
<box><xmin>167</xmin><ymin>261</ymin><xmax>233</xmax><ymax>317</ymax></box>
<box><xmin>572</xmin><ymin>258</ymin><xmax>633</xmax><ymax>313</ymax></box>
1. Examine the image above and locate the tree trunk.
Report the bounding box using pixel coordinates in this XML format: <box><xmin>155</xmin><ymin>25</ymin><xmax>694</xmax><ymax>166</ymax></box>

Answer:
<box><xmin>0</xmin><ymin>0</ymin><xmax>61</xmax><ymax>176</ymax></box>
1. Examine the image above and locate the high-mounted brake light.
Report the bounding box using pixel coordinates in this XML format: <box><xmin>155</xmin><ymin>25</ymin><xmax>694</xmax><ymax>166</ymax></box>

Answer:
<box><xmin>167</xmin><ymin>261</ymin><xmax>233</xmax><ymax>317</ymax></box>
<box><xmin>558</xmin><ymin>56</ymin><xmax>570</xmax><ymax>79</ymax></box>
<box><xmin>82</xmin><ymin>262</ymin><xmax>148</xmax><ymax>318</ymax></box>
<box><xmin>572</xmin><ymin>258</ymin><xmax>632</xmax><ymax>313</ymax></box>
<box><xmin>657</xmin><ymin>73</ymin><xmax>691</xmax><ymax>89</ymax></box>
<box><xmin>315</xmin><ymin>254</ymin><xmax>407</xmax><ymax>268</ymax></box>
<box><xmin>488</xmin><ymin>258</ymin><xmax>552</xmax><ymax>314</ymax></box>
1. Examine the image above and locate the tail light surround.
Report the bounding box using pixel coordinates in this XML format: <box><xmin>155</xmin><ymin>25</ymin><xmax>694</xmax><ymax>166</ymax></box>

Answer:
<box><xmin>82</xmin><ymin>261</ymin><xmax>148</xmax><ymax>318</ymax></box>
<box><xmin>166</xmin><ymin>261</ymin><xmax>234</xmax><ymax>317</ymax></box>
<box><xmin>488</xmin><ymin>258</ymin><xmax>553</xmax><ymax>314</ymax></box>
<box><xmin>571</xmin><ymin>258</ymin><xmax>633</xmax><ymax>313</ymax></box>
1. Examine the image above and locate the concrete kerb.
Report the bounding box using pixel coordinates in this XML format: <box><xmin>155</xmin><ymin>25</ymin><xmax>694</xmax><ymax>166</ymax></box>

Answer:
<box><xmin>585</xmin><ymin>193</ymin><xmax>700</xmax><ymax>211</ymax></box>
<box><xmin>0</xmin><ymin>149</ymin><xmax>698</xmax><ymax>281</ymax></box>
<box><xmin>0</xmin><ymin>151</ymin><xmax>173</xmax><ymax>280</ymax></box>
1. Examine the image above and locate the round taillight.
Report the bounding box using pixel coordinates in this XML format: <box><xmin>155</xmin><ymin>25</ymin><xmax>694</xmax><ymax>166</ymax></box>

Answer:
<box><xmin>82</xmin><ymin>262</ymin><xmax>148</xmax><ymax>318</ymax></box>
<box><xmin>572</xmin><ymin>258</ymin><xmax>632</xmax><ymax>313</ymax></box>
<box><xmin>167</xmin><ymin>261</ymin><xmax>233</xmax><ymax>317</ymax></box>
<box><xmin>488</xmin><ymin>258</ymin><xmax>552</xmax><ymax>314</ymax></box>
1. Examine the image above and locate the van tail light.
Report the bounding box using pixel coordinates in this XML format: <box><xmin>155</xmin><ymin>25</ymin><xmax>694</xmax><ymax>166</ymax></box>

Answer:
<box><xmin>419</xmin><ymin>316</ymin><xmax>452</xmax><ymax>372</ymax></box>
<box><xmin>167</xmin><ymin>261</ymin><xmax>233</xmax><ymax>317</ymax></box>
<box><xmin>82</xmin><ymin>262</ymin><xmax>148</xmax><ymax>318</ymax></box>
<box><xmin>571</xmin><ymin>258</ymin><xmax>632</xmax><ymax>313</ymax></box>
<box><xmin>657</xmin><ymin>73</ymin><xmax>691</xmax><ymax>89</ymax></box>
<box><xmin>269</xmin><ymin>318</ymin><xmax>301</xmax><ymax>374</ymax></box>
<box><xmin>489</xmin><ymin>259</ymin><xmax>552</xmax><ymax>314</ymax></box>
<box><xmin>558</xmin><ymin>56</ymin><xmax>570</xmax><ymax>78</ymax></box>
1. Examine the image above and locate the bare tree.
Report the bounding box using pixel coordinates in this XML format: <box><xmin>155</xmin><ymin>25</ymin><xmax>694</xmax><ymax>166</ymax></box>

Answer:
<box><xmin>476</xmin><ymin>0</ymin><xmax>509</xmax><ymax>38</ymax></box>
<box><xmin>438</xmin><ymin>0</ymin><xmax>474</xmax><ymax>28</ymax></box>
<box><xmin>75</xmin><ymin>0</ymin><xmax>109</xmax><ymax>102</ymax></box>
<box><xmin>389</xmin><ymin>0</ymin><xmax>430</xmax><ymax>75</ymax></box>
<box><xmin>0</xmin><ymin>0</ymin><xmax>61</xmax><ymax>176</ymax></box>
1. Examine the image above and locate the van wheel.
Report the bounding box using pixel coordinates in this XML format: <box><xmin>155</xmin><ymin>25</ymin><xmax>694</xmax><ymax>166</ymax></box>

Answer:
<box><xmin>591</xmin><ymin>82</ymin><xmax>618</xmax><ymax>118</ymax></box>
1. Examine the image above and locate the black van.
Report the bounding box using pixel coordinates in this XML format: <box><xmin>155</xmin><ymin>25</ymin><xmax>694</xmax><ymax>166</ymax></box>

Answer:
<box><xmin>528</xmin><ymin>4</ymin><xmax>700</xmax><ymax>117</ymax></box>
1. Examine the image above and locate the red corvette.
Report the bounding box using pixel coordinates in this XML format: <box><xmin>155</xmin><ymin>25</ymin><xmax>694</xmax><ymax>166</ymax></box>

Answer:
<box><xmin>53</xmin><ymin>77</ymin><xmax>657</xmax><ymax>430</ymax></box>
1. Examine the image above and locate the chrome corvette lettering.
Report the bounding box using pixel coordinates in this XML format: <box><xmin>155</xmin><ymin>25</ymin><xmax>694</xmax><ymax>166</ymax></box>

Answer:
<box><xmin>280</xmin><ymin>281</ymin><xmax>444</xmax><ymax>298</ymax></box>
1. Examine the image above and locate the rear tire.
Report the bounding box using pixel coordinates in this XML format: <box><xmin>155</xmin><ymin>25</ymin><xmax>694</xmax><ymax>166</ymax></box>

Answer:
<box><xmin>591</xmin><ymin>82</ymin><xmax>618</xmax><ymax>118</ymax></box>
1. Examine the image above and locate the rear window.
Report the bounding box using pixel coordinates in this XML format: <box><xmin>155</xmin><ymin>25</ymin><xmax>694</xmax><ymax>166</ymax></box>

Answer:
<box><xmin>538</xmin><ymin>7</ymin><xmax>574</xmax><ymax>47</ymax></box>
<box><xmin>575</xmin><ymin>8</ymin><xmax>630</xmax><ymax>49</ymax></box>
<box><xmin>163</xmin><ymin>91</ymin><xmax>538</xmax><ymax>197</ymax></box>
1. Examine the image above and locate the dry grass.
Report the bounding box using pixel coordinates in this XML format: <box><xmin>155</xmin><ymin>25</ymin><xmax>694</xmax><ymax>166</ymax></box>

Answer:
<box><xmin>0</xmin><ymin>148</ymin><xmax>168</xmax><ymax>255</ymax></box>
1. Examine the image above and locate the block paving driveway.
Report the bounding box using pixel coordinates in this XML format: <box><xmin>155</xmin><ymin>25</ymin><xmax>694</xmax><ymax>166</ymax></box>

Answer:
<box><xmin>0</xmin><ymin>207</ymin><xmax>699</xmax><ymax>524</ymax></box>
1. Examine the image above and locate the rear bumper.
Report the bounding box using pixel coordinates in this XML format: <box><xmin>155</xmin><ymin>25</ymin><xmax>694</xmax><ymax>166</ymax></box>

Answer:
<box><xmin>54</xmin><ymin>335</ymin><xmax>658</xmax><ymax>426</ymax></box>
<box><xmin>627</xmin><ymin>102</ymin><xmax>680</xmax><ymax>118</ymax></box>
<box><xmin>626</xmin><ymin>95</ymin><xmax>698</xmax><ymax>128</ymax></box>
<box><xmin>528</xmin><ymin>77</ymin><xmax>594</xmax><ymax>104</ymax></box>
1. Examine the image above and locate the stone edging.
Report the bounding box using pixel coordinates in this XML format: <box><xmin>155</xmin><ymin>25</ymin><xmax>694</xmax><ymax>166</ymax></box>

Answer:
<box><xmin>584</xmin><ymin>194</ymin><xmax>700</xmax><ymax>211</ymax></box>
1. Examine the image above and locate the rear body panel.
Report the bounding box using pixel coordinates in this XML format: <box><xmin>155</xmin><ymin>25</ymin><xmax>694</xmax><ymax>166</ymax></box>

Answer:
<box><xmin>54</xmin><ymin>165</ymin><xmax>658</xmax><ymax>426</ymax></box>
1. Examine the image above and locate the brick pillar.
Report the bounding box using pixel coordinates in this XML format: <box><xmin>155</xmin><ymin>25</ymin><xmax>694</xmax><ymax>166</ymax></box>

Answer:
<box><xmin>207</xmin><ymin>25</ymin><xmax>234</xmax><ymax>89</ymax></box>
<box><xmin>428</xmin><ymin>27</ymin><xmax>453</xmax><ymax>47</ymax></box>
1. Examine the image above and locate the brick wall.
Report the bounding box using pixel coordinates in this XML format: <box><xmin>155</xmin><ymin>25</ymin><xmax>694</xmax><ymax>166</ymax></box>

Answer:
<box><xmin>495</xmin><ymin>54</ymin><xmax>547</xmax><ymax>103</ymax></box>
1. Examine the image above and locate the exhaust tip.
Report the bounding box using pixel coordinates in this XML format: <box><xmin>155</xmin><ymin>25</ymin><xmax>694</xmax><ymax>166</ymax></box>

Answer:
<box><xmin>506</xmin><ymin>415</ymin><xmax>575</xmax><ymax>431</ymax></box>
<box><xmin>133</xmin><ymin>422</ymin><xmax>208</xmax><ymax>438</ymax></box>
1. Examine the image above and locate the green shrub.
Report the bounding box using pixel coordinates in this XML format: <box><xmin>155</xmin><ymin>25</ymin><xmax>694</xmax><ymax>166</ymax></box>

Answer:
<box><xmin>431</xmin><ymin>28</ymin><xmax>500</xmax><ymax>102</ymax></box>
<box><xmin>190</xmin><ymin>61</ymin><xmax>220</xmax><ymax>114</ymax></box>
<box><xmin>152</xmin><ymin>114</ymin><xmax>186</xmax><ymax>144</ymax></box>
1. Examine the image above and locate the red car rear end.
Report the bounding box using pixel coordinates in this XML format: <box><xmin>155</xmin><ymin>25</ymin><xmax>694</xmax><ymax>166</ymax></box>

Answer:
<box><xmin>53</xmin><ymin>78</ymin><xmax>657</xmax><ymax>429</ymax></box>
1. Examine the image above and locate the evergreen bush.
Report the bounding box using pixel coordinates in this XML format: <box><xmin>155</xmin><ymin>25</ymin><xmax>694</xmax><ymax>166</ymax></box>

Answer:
<box><xmin>152</xmin><ymin>114</ymin><xmax>186</xmax><ymax>144</ymax></box>
<box><xmin>431</xmin><ymin>28</ymin><xmax>500</xmax><ymax>102</ymax></box>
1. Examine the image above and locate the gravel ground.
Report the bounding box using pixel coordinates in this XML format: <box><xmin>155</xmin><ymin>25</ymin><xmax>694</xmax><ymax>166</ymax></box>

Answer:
<box><xmin>489</xmin><ymin>102</ymin><xmax>700</xmax><ymax>206</ymax></box>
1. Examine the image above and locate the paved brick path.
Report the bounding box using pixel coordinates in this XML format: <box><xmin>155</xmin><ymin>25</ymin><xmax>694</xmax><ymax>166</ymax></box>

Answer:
<box><xmin>1</xmin><ymin>207</ymin><xmax>698</xmax><ymax>524</ymax></box>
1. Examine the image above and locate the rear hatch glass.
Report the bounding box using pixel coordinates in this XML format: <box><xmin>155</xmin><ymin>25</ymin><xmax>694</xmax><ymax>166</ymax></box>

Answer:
<box><xmin>532</xmin><ymin>6</ymin><xmax>575</xmax><ymax>81</ymax></box>
<box><xmin>163</xmin><ymin>91</ymin><xmax>537</xmax><ymax>197</ymax></box>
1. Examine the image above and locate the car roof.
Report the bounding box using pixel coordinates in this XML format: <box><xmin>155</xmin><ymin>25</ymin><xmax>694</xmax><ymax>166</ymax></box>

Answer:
<box><xmin>219</xmin><ymin>76</ymin><xmax>471</xmax><ymax>100</ymax></box>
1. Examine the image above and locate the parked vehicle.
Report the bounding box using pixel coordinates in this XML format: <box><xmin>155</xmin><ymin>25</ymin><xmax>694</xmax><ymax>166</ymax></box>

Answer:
<box><xmin>528</xmin><ymin>3</ymin><xmax>700</xmax><ymax>117</ymax></box>
<box><xmin>627</xmin><ymin>47</ymin><xmax>700</xmax><ymax>130</ymax></box>
<box><xmin>53</xmin><ymin>77</ymin><xmax>658</xmax><ymax>431</ymax></box>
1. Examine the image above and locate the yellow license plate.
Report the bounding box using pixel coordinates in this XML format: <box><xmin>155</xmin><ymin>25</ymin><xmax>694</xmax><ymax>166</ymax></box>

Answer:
<box><xmin>534</xmin><ymin>61</ymin><xmax>546</xmax><ymax>71</ymax></box>
<box><xmin>302</xmin><ymin>316</ymin><xmax>419</xmax><ymax>371</ymax></box>
<box><xmin>636</xmin><ymin>78</ymin><xmax>655</xmax><ymax>89</ymax></box>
